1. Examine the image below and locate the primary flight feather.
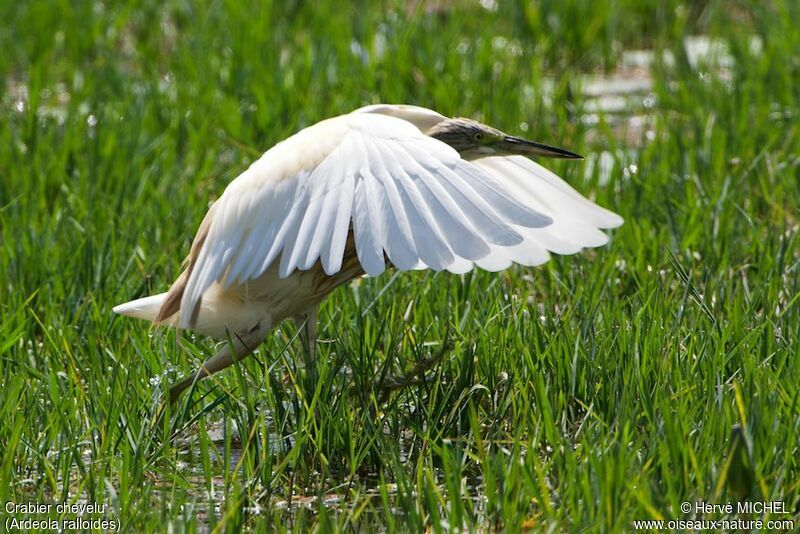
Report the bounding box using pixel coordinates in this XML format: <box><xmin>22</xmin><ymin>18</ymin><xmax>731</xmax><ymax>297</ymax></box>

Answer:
<box><xmin>113</xmin><ymin>104</ymin><xmax>623</xmax><ymax>401</ymax></box>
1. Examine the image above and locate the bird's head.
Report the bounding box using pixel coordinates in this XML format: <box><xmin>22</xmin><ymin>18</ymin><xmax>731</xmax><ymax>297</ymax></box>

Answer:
<box><xmin>426</xmin><ymin>118</ymin><xmax>582</xmax><ymax>161</ymax></box>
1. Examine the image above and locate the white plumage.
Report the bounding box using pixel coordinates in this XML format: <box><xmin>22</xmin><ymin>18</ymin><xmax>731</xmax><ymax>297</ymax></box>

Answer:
<box><xmin>113</xmin><ymin>104</ymin><xmax>623</xmax><ymax>400</ymax></box>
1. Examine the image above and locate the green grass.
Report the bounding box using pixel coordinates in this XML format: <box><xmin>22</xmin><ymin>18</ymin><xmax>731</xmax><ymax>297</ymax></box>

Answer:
<box><xmin>1</xmin><ymin>0</ymin><xmax>799</xmax><ymax>531</ymax></box>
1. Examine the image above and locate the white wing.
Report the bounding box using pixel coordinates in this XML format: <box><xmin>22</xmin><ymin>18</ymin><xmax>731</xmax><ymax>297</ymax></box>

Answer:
<box><xmin>447</xmin><ymin>155</ymin><xmax>623</xmax><ymax>273</ymax></box>
<box><xmin>179</xmin><ymin>112</ymin><xmax>553</xmax><ymax>327</ymax></box>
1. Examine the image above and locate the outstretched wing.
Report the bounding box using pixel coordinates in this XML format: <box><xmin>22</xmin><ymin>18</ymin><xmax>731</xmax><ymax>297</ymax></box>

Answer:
<box><xmin>178</xmin><ymin>112</ymin><xmax>553</xmax><ymax>327</ymax></box>
<box><xmin>449</xmin><ymin>155</ymin><xmax>624</xmax><ymax>273</ymax></box>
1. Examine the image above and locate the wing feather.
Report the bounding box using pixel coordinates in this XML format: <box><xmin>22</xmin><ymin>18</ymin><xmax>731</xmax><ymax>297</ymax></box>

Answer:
<box><xmin>353</xmin><ymin>170</ymin><xmax>386</xmax><ymax>275</ymax></box>
<box><xmin>277</xmin><ymin>198</ymin><xmax>310</xmax><ymax>278</ymax></box>
<box><xmin>473</xmin><ymin>157</ymin><xmax>618</xmax><ymax>255</ymax></box>
<box><xmin>392</xmin><ymin>142</ymin><xmax>489</xmax><ymax>261</ymax></box>
<box><xmin>258</xmin><ymin>179</ymin><xmax>302</xmax><ymax>273</ymax></box>
<box><xmin>322</xmin><ymin>172</ymin><xmax>355</xmax><ymax>274</ymax></box>
<box><xmin>456</xmin><ymin>162</ymin><xmax>553</xmax><ymax>228</ymax></box>
<box><xmin>361</xmin><ymin>136</ymin><xmax>419</xmax><ymax>270</ymax></box>
<box><xmin>375</xmin><ymin>138</ymin><xmax>454</xmax><ymax>270</ymax></box>
<box><xmin>290</xmin><ymin>182</ymin><xmax>329</xmax><ymax>272</ymax></box>
<box><xmin>506</xmin><ymin>156</ymin><xmax>624</xmax><ymax>228</ymax></box>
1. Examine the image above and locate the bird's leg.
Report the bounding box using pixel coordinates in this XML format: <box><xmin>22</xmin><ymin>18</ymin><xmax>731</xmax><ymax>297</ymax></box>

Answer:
<box><xmin>377</xmin><ymin>334</ymin><xmax>452</xmax><ymax>402</ymax></box>
<box><xmin>293</xmin><ymin>307</ymin><xmax>318</xmax><ymax>384</ymax></box>
<box><xmin>169</xmin><ymin>322</ymin><xmax>269</xmax><ymax>403</ymax></box>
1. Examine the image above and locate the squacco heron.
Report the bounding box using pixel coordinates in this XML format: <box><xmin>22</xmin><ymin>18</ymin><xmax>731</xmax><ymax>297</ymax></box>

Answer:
<box><xmin>113</xmin><ymin>104</ymin><xmax>623</xmax><ymax>402</ymax></box>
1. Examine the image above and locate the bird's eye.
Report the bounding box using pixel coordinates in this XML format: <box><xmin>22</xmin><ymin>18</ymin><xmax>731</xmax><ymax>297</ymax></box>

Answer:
<box><xmin>474</xmin><ymin>132</ymin><xmax>484</xmax><ymax>141</ymax></box>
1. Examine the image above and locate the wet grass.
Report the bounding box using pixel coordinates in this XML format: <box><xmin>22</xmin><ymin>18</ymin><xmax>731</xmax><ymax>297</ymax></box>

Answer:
<box><xmin>1</xmin><ymin>0</ymin><xmax>799</xmax><ymax>531</ymax></box>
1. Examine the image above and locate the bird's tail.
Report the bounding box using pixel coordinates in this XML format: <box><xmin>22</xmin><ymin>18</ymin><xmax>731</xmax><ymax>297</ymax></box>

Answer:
<box><xmin>113</xmin><ymin>293</ymin><xmax>170</xmax><ymax>323</ymax></box>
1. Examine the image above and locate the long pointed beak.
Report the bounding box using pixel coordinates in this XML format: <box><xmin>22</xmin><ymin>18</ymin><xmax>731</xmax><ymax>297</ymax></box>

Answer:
<box><xmin>501</xmin><ymin>136</ymin><xmax>583</xmax><ymax>159</ymax></box>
